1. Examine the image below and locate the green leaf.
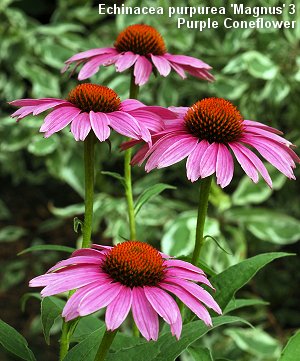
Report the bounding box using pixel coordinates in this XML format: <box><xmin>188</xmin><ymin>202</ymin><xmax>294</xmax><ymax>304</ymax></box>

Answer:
<box><xmin>134</xmin><ymin>183</ymin><xmax>176</xmax><ymax>216</ymax></box>
<box><xmin>188</xmin><ymin>346</ymin><xmax>213</xmax><ymax>361</ymax></box>
<box><xmin>211</xmin><ymin>252</ymin><xmax>291</xmax><ymax>309</ymax></box>
<box><xmin>18</xmin><ymin>245</ymin><xmax>75</xmax><ymax>256</ymax></box>
<box><xmin>101</xmin><ymin>171</ymin><xmax>126</xmax><ymax>187</ymax></box>
<box><xmin>41</xmin><ymin>297</ymin><xmax>65</xmax><ymax>345</ymax></box>
<box><xmin>279</xmin><ymin>330</ymin><xmax>300</xmax><ymax>361</ymax></box>
<box><xmin>224</xmin><ymin>298</ymin><xmax>269</xmax><ymax>314</ymax></box>
<box><xmin>63</xmin><ymin>326</ymin><xmax>105</xmax><ymax>361</ymax></box>
<box><xmin>49</xmin><ymin>203</ymin><xmax>84</xmax><ymax>218</ymax></box>
<box><xmin>226</xmin><ymin>208</ymin><xmax>300</xmax><ymax>245</ymax></box>
<box><xmin>225</xmin><ymin>327</ymin><xmax>281</xmax><ymax>358</ymax></box>
<box><xmin>106</xmin><ymin>316</ymin><xmax>248</xmax><ymax>361</ymax></box>
<box><xmin>71</xmin><ymin>316</ymin><xmax>104</xmax><ymax>343</ymax></box>
<box><xmin>244</xmin><ymin>51</ymin><xmax>278</xmax><ymax>79</ymax></box>
<box><xmin>0</xmin><ymin>226</ymin><xmax>27</xmax><ymax>242</ymax></box>
<box><xmin>0</xmin><ymin>319</ymin><xmax>36</xmax><ymax>361</ymax></box>
<box><xmin>27</xmin><ymin>136</ymin><xmax>58</xmax><ymax>156</ymax></box>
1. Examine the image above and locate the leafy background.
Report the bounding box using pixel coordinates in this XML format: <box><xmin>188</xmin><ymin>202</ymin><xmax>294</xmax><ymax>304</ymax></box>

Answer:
<box><xmin>0</xmin><ymin>0</ymin><xmax>300</xmax><ymax>360</ymax></box>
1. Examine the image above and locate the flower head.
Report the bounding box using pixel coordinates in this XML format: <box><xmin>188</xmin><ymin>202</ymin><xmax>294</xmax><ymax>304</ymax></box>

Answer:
<box><xmin>30</xmin><ymin>241</ymin><xmax>221</xmax><ymax>341</ymax></box>
<box><xmin>126</xmin><ymin>97</ymin><xmax>299</xmax><ymax>188</ymax></box>
<box><xmin>62</xmin><ymin>24</ymin><xmax>214</xmax><ymax>86</ymax></box>
<box><xmin>9</xmin><ymin>83</ymin><xmax>173</xmax><ymax>143</ymax></box>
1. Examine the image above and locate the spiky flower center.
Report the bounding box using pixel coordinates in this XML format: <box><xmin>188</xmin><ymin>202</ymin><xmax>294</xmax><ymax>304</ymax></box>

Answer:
<box><xmin>114</xmin><ymin>24</ymin><xmax>167</xmax><ymax>56</ymax></box>
<box><xmin>102</xmin><ymin>241</ymin><xmax>165</xmax><ymax>288</ymax></box>
<box><xmin>67</xmin><ymin>84</ymin><xmax>121</xmax><ymax>113</ymax></box>
<box><xmin>184</xmin><ymin>98</ymin><xmax>244</xmax><ymax>143</ymax></box>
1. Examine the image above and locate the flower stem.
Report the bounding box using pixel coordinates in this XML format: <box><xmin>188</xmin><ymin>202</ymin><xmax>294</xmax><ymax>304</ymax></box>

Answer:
<box><xmin>94</xmin><ymin>330</ymin><xmax>118</xmax><ymax>361</ymax></box>
<box><xmin>82</xmin><ymin>132</ymin><xmax>96</xmax><ymax>248</ymax></box>
<box><xmin>124</xmin><ymin>72</ymin><xmax>139</xmax><ymax>240</ymax></box>
<box><xmin>59</xmin><ymin>321</ymin><xmax>70</xmax><ymax>360</ymax></box>
<box><xmin>191</xmin><ymin>175</ymin><xmax>213</xmax><ymax>265</ymax></box>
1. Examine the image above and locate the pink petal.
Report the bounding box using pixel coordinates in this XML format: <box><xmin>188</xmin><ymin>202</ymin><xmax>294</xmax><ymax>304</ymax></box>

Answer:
<box><xmin>120</xmin><ymin>99</ymin><xmax>145</xmax><ymax>112</ymax></box>
<box><xmin>131</xmin><ymin>143</ymin><xmax>151</xmax><ymax>166</ymax></box>
<box><xmin>64</xmin><ymin>47</ymin><xmax>118</xmax><ymax>63</ymax></box>
<box><xmin>11</xmin><ymin>106</ymin><xmax>37</xmax><ymax>120</ymax></box>
<box><xmin>146</xmin><ymin>133</ymin><xmax>198</xmax><ymax>171</ymax></box>
<box><xmin>165</xmin><ymin>268</ymin><xmax>214</xmax><ymax>289</ymax></box>
<box><xmin>132</xmin><ymin>287</ymin><xmax>159</xmax><ymax>341</ymax></box>
<box><xmin>144</xmin><ymin>286</ymin><xmax>179</xmax><ymax>324</ymax></box>
<box><xmin>89</xmin><ymin>111</ymin><xmax>110</xmax><ymax>141</ymax></box>
<box><xmin>186</xmin><ymin>140</ymin><xmax>210</xmax><ymax>182</ymax></box>
<box><xmin>165</xmin><ymin>278</ymin><xmax>221</xmax><ymax>314</ymax></box>
<box><xmin>151</xmin><ymin>55</ymin><xmax>171</xmax><ymax>77</ymax></box>
<box><xmin>229</xmin><ymin>143</ymin><xmax>259</xmax><ymax>183</ymax></box>
<box><xmin>168</xmin><ymin>106</ymin><xmax>189</xmax><ymax>117</ymax></box>
<box><xmin>230</xmin><ymin>143</ymin><xmax>272</xmax><ymax>188</ymax></box>
<box><xmin>92</xmin><ymin>244</ymin><xmax>113</xmax><ymax>251</ymax></box>
<box><xmin>71</xmin><ymin>248</ymin><xmax>106</xmax><ymax>258</ymax></box>
<box><xmin>105</xmin><ymin>287</ymin><xmax>132</xmax><ymax>330</ymax></box>
<box><xmin>243</xmin><ymin>120</ymin><xmax>283</xmax><ymax>134</ymax></box>
<box><xmin>244</xmin><ymin>125</ymin><xmax>292</xmax><ymax>146</ymax></box>
<box><xmin>47</xmin><ymin>256</ymin><xmax>103</xmax><ymax>272</ymax></box>
<box><xmin>169</xmin><ymin>62</ymin><xmax>187</xmax><ymax>79</ymax></box>
<box><xmin>170</xmin><ymin>311</ymin><xmax>182</xmax><ymax>340</ymax></box>
<box><xmin>9</xmin><ymin>98</ymin><xmax>66</xmax><ymax>107</ymax></box>
<box><xmin>62</xmin><ymin>281</ymin><xmax>101</xmax><ymax>321</ymax></box>
<box><xmin>32</xmin><ymin>101</ymin><xmax>70</xmax><ymax>115</ymax></box>
<box><xmin>164</xmin><ymin>259</ymin><xmax>205</xmax><ymax>275</ymax></box>
<box><xmin>129</xmin><ymin>110</ymin><xmax>164</xmax><ymax>132</ymax></box>
<box><xmin>115</xmin><ymin>51</ymin><xmax>139</xmax><ymax>72</ymax></box>
<box><xmin>70</xmin><ymin>113</ymin><xmax>91</xmax><ymax>141</ymax></box>
<box><xmin>78</xmin><ymin>53</ymin><xmax>119</xmax><ymax>80</ymax></box>
<box><xmin>41</xmin><ymin>106</ymin><xmax>81</xmax><ymax>137</ymax></box>
<box><xmin>181</xmin><ymin>65</ymin><xmax>215</xmax><ymax>81</ymax></box>
<box><xmin>78</xmin><ymin>282</ymin><xmax>122</xmax><ymax>317</ymax></box>
<box><xmin>160</xmin><ymin>282</ymin><xmax>212</xmax><ymax>326</ymax></box>
<box><xmin>140</xmin><ymin>106</ymin><xmax>177</xmax><ymax>120</ymax></box>
<box><xmin>134</xmin><ymin>56</ymin><xmax>152</xmax><ymax>86</ymax></box>
<box><xmin>165</xmin><ymin>54</ymin><xmax>211</xmax><ymax>69</ymax></box>
<box><xmin>199</xmin><ymin>142</ymin><xmax>219</xmax><ymax>178</ymax></box>
<box><xmin>108</xmin><ymin>111</ymin><xmax>142</xmax><ymax>139</ymax></box>
<box><xmin>215</xmin><ymin>144</ymin><xmax>234</xmax><ymax>188</ymax></box>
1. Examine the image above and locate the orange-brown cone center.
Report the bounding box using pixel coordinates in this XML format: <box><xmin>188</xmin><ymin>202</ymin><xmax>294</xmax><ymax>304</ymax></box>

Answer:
<box><xmin>67</xmin><ymin>84</ymin><xmax>121</xmax><ymax>113</ymax></box>
<box><xmin>114</xmin><ymin>24</ymin><xmax>167</xmax><ymax>56</ymax></box>
<box><xmin>184</xmin><ymin>98</ymin><xmax>244</xmax><ymax>143</ymax></box>
<box><xmin>102</xmin><ymin>241</ymin><xmax>165</xmax><ymax>288</ymax></box>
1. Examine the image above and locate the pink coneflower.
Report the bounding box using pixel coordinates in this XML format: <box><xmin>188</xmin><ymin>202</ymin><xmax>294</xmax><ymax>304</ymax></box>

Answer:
<box><xmin>29</xmin><ymin>241</ymin><xmax>221</xmax><ymax>341</ymax></box>
<box><xmin>127</xmin><ymin>98</ymin><xmax>299</xmax><ymax>188</ymax></box>
<box><xmin>62</xmin><ymin>24</ymin><xmax>214</xmax><ymax>86</ymax></box>
<box><xmin>9</xmin><ymin>84</ymin><xmax>172</xmax><ymax>143</ymax></box>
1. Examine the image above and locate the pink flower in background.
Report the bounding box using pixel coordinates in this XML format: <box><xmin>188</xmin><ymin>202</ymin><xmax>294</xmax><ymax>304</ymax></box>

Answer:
<box><xmin>9</xmin><ymin>83</ymin><xmax>173</xmax><ymax>143</ymax></box>
<box><xmin>30</xmin><ymin>241</ymin><xmax>221</xmax><ymax>341</ymax></box>
<box><xmin>62</xmin><ymin>24</ymin><xmax>214</xmax><ymax>86</ymax></box>
<box><xmin>125</xmin><ymin>98</ymin><xmax>299</xmax><ymax>188</ymax></box>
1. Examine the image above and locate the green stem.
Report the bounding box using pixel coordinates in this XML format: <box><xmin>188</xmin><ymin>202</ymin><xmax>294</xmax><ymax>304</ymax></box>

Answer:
<box><xmin>59</xmin><ymin>321</ymin><xmax>70</xmax><ymax>360</ymax></box>
<box><xmin>82</xmin><ymin>132</ymin><xmax>96</xmax><ymax>248</ymax></box>
<box><xmin>191</xmin><ymin>176</ymin><xmax>213</xmax><ymax>265</ymax></box>
<box><xmin>124</xmin><ymin>72</ymin><xmax>139</xmax><ymax>240</ymax></box>
<box><xmin>94</xmin><ymin>330</ymin><xmax>118</xmax><ymax>361</ymax></box>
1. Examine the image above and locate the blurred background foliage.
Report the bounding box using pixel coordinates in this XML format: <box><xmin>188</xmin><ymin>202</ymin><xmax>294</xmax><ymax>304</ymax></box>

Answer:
<box><xmin>0</xmin><ymin>0</ymin><xmax>300</xmax><ymax>360</ymax></box>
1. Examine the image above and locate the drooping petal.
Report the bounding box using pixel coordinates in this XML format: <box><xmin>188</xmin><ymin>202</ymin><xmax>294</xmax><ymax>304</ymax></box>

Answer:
<box><xmin>71</xmin><ymin>248</ymin><xmax>106</xmax><ymax>258</ymax></box>
<box><xmin>215</xmin><ymin>144</ymin><xmax>234</xmax><ymax>188</ymax></box>
<box><xmin>134</xmin><ymin>56</ymin><xmax>152</xmax><ymax>86</ymax></box>
<box><xmin>151</xmin><ymin>55</ymin><xmax>171</xmax><ymax>76</ymax></box>
<box><xmin>105</xmin><ymin>286</ymin><xmax>132</xmax><ymax>331</ymax></box>
<box><xmin>199</xmin><ymin>142</ymin><xmax>219</xmax><ymax>178</ymax></box>
<box><xmin>9</xmin><ymin>98</ymin><xmax>67</xmax><ymax>107</ymax></box>
<box><xmin>132</xmin><ymin>287</ymin><xmax>159</xmax><ymax>341</ymax></box>
<box><xmin>144</xmin><ymin>286</ymin><xmax>179</xmax><ymax>324</ymax></box>
<box><xmin>165</xmin><ymin>268</ymin><xmax>214</xmax><ymax>289</ymax></box>
<box><xmin>243</xmin><ymin>120</ymin><xmax>283</xmax><ymax>135</ymax></box>
<box><xmin>115</xmin><ymin>51</ymin><xmax>139</xmax><ymax>72</ymax></box>
<box><xmin>165</xmin><ymin>278</ymin><xmax>222</xmax><ymax>314</ymax></box>
<box><xmin>47</xmin><ymin>256</ymin><xmax>104</xmax><ymax>273</ymax></box>
<box><xmin>186</xmin><ymin>140</ymin><xmax>210</xmax><ymax>182</ymax></box>
<box><xmin>170</xmin><ymin>311</ymin><xmax>182</xmax><ymax>340</ymax></box>
<box><xmin>89</xmin><ymin>111</ymin><xmax>110</xmax><ymax>141</ymax></box>
<box><xmin>120</xmin><ymin>99</ymin><xmax>145</xmax><ymax>112</ymax></box>
<box><xmin>164</xmin><ymin>54</ymin><xmax>211</xmax><ymax>69</ymax></box>
<box><xmin>78</xmin><ymin>282</ymin><xmax>122</xmax><ymax>317</ymax></box>
<box><xmin>131</xmin><ymin>143</ymin><xmax>151</xmax><ymax>166</ymax></box>
<box><xmin>169</xmin><ymin>62</ymin><xmax>187</xmax><ymax>79</ymax></box>
<box><xmin>64</xmin><ymin>47</ymin><xmax>118</xmax><ymax>64</ymax></box>
<box><xmin>229</xmin><ymin>143</ymin><xmax>259</xmax><ymax>183</ymax></box>
<box><xmin>164</xmin><ymin>259</ymin><xmax>205</xmax><ymax>275</ymax></box>
<box><xmin>70</xmin><ymin>112</ymin><xmax>91</xmax><ymax>141</ymax></box>
<box><xmin>244</xmin><ymin>125</ymin><xmax>292</xmax><ymax>146</ymax></box>
<box><xmin>78</xmin><ymin>53</ymin><xmax>119</xmax><ymax>80</ymax></box>
<box><xmin>129</xmin><ymin>110</ymin><xmax>164</xmax><ymax>133</ymax></box>
<box><xmin>108</xmin><ymin>111</ymin><xmax>142</xmax><ymax>139</ymax></box>
<box><xmin>41</xmin><ymin>106</ymin><xmax>81</xmax><ymax>137</ymax></box>
<box><xmin>160</xmin><ymin>282</ymin><xmax>212</xmax><ymax>326</ymax></box>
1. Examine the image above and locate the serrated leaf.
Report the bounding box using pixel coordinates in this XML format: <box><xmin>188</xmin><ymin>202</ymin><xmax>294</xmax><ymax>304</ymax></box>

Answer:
<box><xmin>41</xmin><ymin>297</ymin><xmax>65</xmax><ymax>345</ymax></box>
<box><xmin>0</xmin><ymin>319</ymin><xmax>36</xmax><ymax>361</ymax></box>
<box><xmin>279</xmin><ymin>330</ymin><xmax>300</xmax><ymax>361</ymax></box>
<box><xmin>211</xmin><ymin>252</ymin><xmax>292</xmax><ymax>310</ymax></box>
<box><xmin>134</xmin><ymin>183</ymin><xmax>176</xmax><ymax>216</ymax></box>
<box><xmin>18</xmin><ymin>245</ymin><xmax>75</xmax><ymax>256</ymax></box>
